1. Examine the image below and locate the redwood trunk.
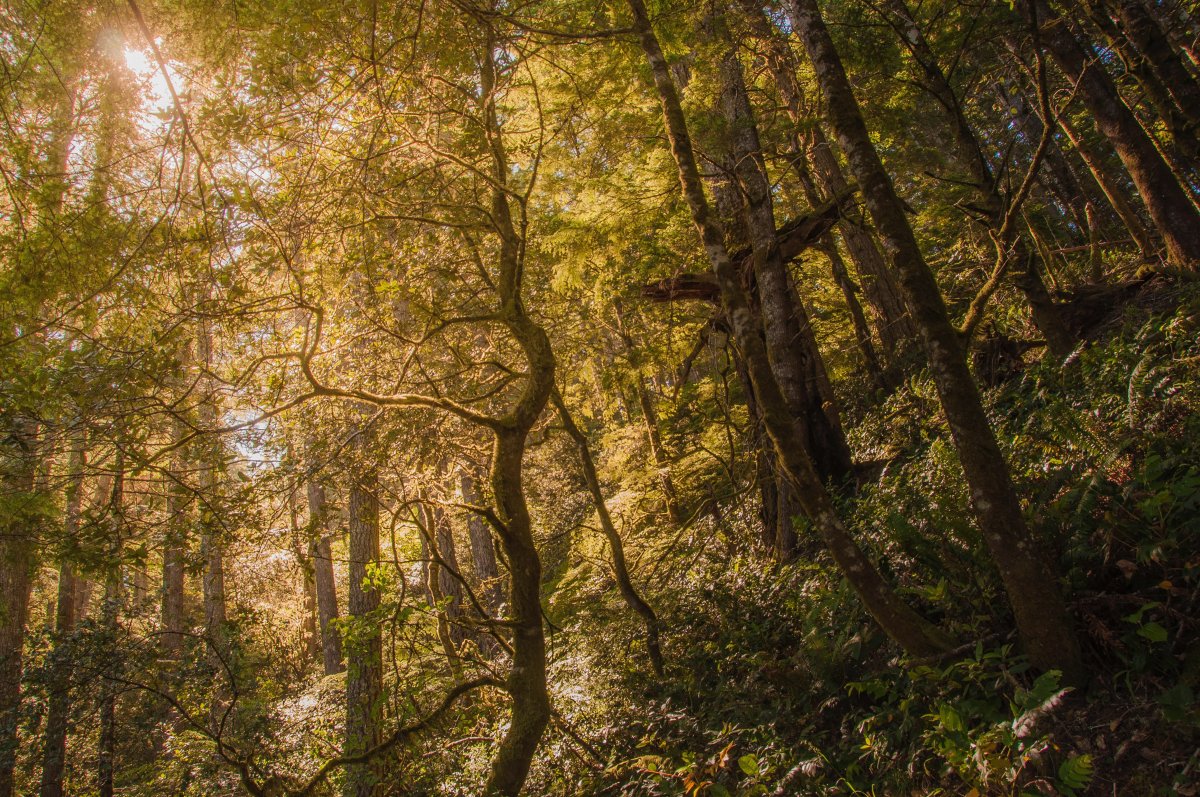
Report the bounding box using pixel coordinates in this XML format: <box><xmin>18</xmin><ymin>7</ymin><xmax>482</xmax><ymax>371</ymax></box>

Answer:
<box><xmin>0</xmin><ymin>420</ymin><xmax>37</xmax><ymax>797</ymax></box>
<box><xmin>39</xmin><ymin>441</ymin><xmax>84</xmax><ymax>797</ymax></box>
<box><xmin>629</xmin><ymin>0</ymin><xmax>953</xmax><ymax>659</ymax></box>
<box><xmin>306</xmin><ymin>479</ymin><xmax>345</xmax><ymax>675</ymax></box>
<box><xmin>344</xmin><ymin>425</ymin><xmax>382</xmax><ymax>797</ymax></box>
<box><xmin>717</xmin><ymin>44</ymin><xmax>856</xmax><ymax>485</ymax></box>
<box><xmin>787</xmin><ymin>0</ymin><xmax>1084</xmax><ymax>681</ymax></box>
<box><xmin>459</xmin><ymin>467</ymin><xmax>504</xmax><ymax>614</ymax></box>
<box><xmin>1024</xmin><ymin>0</ymin><xmax>1200</xmax><ymax>267</ymax></box>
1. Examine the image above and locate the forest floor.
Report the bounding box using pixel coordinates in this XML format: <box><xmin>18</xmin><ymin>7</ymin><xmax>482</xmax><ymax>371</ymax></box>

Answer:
<box><xmin>539</xmin><ymin>280</ymin><xmax>1200</xmax><ymax>797</ymax></box>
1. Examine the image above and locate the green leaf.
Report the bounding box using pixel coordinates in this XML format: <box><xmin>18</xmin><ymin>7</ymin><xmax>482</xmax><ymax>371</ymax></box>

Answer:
<box><xmin>1058</xmin><ymin>754</ymin><xmax>1093</xmax><ymax>790</ymax></box>
<box><xmin>737</xmin><ymin>754</ymin><xmax>759</xmax><ymax>777</ymax></box>
<box><xmin>1137</xmin><ymin>622</ymin><xmax>1168</xmax><ymax>643</ymax></box>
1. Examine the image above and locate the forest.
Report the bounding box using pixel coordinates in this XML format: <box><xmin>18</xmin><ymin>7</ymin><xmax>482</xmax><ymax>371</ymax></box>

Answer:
<box><xmin>1</xmin><ymin>0</ymin><xmax>1199</xmax><ymax>794</ymax></box>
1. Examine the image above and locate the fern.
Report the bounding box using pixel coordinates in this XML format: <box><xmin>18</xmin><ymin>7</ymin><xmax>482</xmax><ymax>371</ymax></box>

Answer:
<box><xmin>1057</xmin><ymin>754</ymin><xmax>1094</xmax><ymax>794</ymax></box>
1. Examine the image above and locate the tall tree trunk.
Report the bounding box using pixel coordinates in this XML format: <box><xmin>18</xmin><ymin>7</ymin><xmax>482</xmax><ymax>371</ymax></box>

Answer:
<box><xmin>0</xmin><ymin>419</ymin><xmax>38</xmax><ymax>797</ymax></box>
<box><xmin>459</xmin><ymin>466</ymin><xmax>503</xmax><ymax>614</ymax></box>
<box><xmin>97</xmin><ymin>572</ymin><xmax>119</xmax><ymax>797</ymax></box>
<box><xmin>628</xmin><ymin>0</ymin><xmax>954</xmax><ymax>659</ymax></box>
<box><xmin>96</xmin><ymin>458</ymin><xmax>123</xmax><ymax>797</ymax></box>
<box><xmin>552</xmin><ymin>390</ymin><xmax>665</xmax><ymax>676</ymax></box>
<box><xmin>730</xmin><ymin>343</ymin><xmax>798</xmax><ymax>557</ymax></box>
<box><xmin>1057</xmin><ymin>114</ymin><xmax>1158</xmax><ymax>258</ymax></box>
<box><xmin>161</xmin><ymin>427</ymin><xmax>188</xmax><ymax>660</ymax></box>
<box><xmin>736</xmin><ymin>0</ymin><xmax>915</xmax><ymax>359</ymax></box>
<box><xmin>420</xmin><ymin>488</ymin><xmax>467</xmax><ymax>665</ymax></box>
<box><xmin>1022</xmin><ymin>0</ymin><xmax>1200</xmax><ymax>268</ymax></box>
<box><xmin>39</xmin><ymin>440</ymin><xmax>85</xmax><ymax>797</ymax></box>
<box><xmin>195</xmin><ymin>315</ymin><xmax>227</xmax><ymax>654</ymax></box>
<box><xmin>786</xmin><ymin>0</ymin><xmax>1084</xmax><ymax>682</ymax></box>
<box><xmin>716</xmin><ymin>42</ymin><xmax>856</xmax><ymax>486</ymax></box>
<box><xmin>288</xmin><ymin>488</ymin><xmax>320</xmax><ymax>661</ymax></box>
<box><xmin>305</xmin><ymin>479</ymin><xmax>344</xmax><ymax>675</ymax></box>
<box><xmin>1109</xmin><ymin>0</ymin><xmax>1200</xmax><ymax>134</ymax></box>
<box><xmin>1086</xmin><ymin>0</ymin><xmax>1200</xmax><ymax>165</ymax></box>
<box><xmin>344</xmin><ymin>418</ymin><xmax>382</xmax><ymax>797</ymax></box>
<box><xmin>0</xmin><ymin>78</ymin><xmax>75</xmax><ymax>797</ymax></box>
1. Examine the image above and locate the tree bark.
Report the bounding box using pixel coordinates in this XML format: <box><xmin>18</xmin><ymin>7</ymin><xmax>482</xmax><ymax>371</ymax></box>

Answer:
<box><xmin>344</xmin><ymin>417</ymin><xmax>382</xmax><ymax>797</ymax></box>
<box><xmin>0</xmin><ymin>419</ymin><xmax>38</xmax><ymax>797</ymax></box>
<box><xmin>716</xmin><ymin>43</ymin><xmax>856</xmax><ymax>485</ymax></box>
<box><xmin>786</xmin><ymin>0</ymin><xmax>1084</xmax><ymax>682</ymax></box>
<box><xmin>459</xmin><ymin>466</ymin><xmax>503</xmax><ymax>615</ymax></box>
<box><xmin>305</xmin><ymin>479</ymin><xmax>345</xmax><ymax>675</ymax></box>
<box><xmin>96</xmin><ymin>459</ymin><xmax>123</xmax><ymax>797</ymax></box>
<box><xmin>1022</xmin><ymin>0</ymin><xmax>1200</xmax><ymax>268</ymax></box>
<box><xmin>38</xmin><ymin>441</ymin><xmax>85</xmax><ymax>797</ymax></box>
<box><xmin>479</xmin><ymin>38</ymin><xmax>554</xmax><ymax>796</ymax></box>
<box><xmin>288</xmin><ymin>487</ymin><xmax>320</xmax><ymax>661</ymax></box>
<box><xmin>420</xmin><ymin>490</ymin><xmax>467</xmax><ymax>665</ymax></box>
<box><xmin>195</xmin><ymin>314</ymin><xmax>227</xmax><ymax>655</ymax></box>
<box><xmin>161</xmin><ymin>426</ymin><xmax>188</xmax><ymax>660</ymax></box>
<box><xmin>628</xmin><ymin>0</ymin><xmax>954</xmax><ymax>659</ymax></box>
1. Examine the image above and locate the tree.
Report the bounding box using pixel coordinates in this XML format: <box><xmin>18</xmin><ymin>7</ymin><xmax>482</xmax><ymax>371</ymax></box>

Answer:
<box><xmin>784</xmin><ymin>0</ymin><xmax>1084</xmax><ymax>682</ymax></box>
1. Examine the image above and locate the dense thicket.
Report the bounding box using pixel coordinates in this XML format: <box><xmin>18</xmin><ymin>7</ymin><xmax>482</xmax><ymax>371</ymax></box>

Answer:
<box><xmin>1</xmin><ymin>1</ymin><xmax>1198</xmax><ymax>795</ymax></box>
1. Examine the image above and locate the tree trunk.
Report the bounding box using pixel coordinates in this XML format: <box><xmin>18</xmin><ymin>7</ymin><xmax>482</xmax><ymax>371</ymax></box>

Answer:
<box><xmin>786</xmin><ymin>0</ymin><xmax>1085</xmax><ymax>682</ymax></box>
<box><xmin>305</xmin><ymin>479</ymin><xmax>345</xmax><ymax>675</ymax></box>
<box><xmin>288</xmin><ymin>488</ymin><xmax>320</xmax><ymax>661</ymax></box>
<box><xmin>459</xmin><ymin>466</ymin><xmax>504</xmax><ymax>614</ymax></box>
<box><xmin>716</xmin><ymin>43</ymin><xmax>856</xmax><ymax>486</ymax></box>
<box><xmin>553</xmin><ymin>390</ymin><xmax>665</xmax><ymax>676</ymax></box>
<box><xmin>39</xmin><ymin>441</ymin><xmax>85</xmax><ymax>797</ymax></box>
<box><xmin>97</xmin><ymin>572</ymin><xmax>119</xmax><ymax>797</ymax></box>
<box><xmin>96</xmin><ymin>459</ymin><xmax>123</xmax><ymax>797</ymax></box>
<box><xmin>730</xmin><ymin>342</ymin><xmax>798</xmax><ymax>557</ymax></box>
<box><xmin>628</xmin><ymin>0</ymin><xmax>954</xmax><ymax>659</ymax></box>
<box><xmin>479</xmin><ymin>38</ymin><xmax>554</xmax><ymax>796</ymax></box>
<box><xmin>1110</xmin><ymin>0</ymin><xmax>1200</xmax><ymax>133</ymax></box>
<box><xmin>421</xmin><ymin>490</ymin><xmax>467</xmax><ymax>664</ymax></box>
<box><xmin>735</xmin><ymin>0</ymin><xmax>915</xmax><ymax>360</ymax></box>
<box><xmin>1085</xmin><ymin>0</ymin><xmax>1199</xmax><ymax>167</ymax></box>
<box><xmin>195</xmin><ymin>315</ymin><xmax>227</xmax><ymax>655</ymax></box>
<box><xmin>38</xmin><ymin>564</ymin><xmax>75</xmax><ymax>797</ymax></box>
<box><xmin>0</xmin><ymin>419</ymin><xmax>38</xmax><ymax>797</ymax></box>
<box><xmin>344</xmin><ymin>418</ymin><xmax>382</xmax><ymax>797</ymax></box>
<box><xmin>1023</xmin><ymin>0</ymin><xmax>1200</xmax><ymax>268</ymax></box>
<box><xmin>1057</xmin><ymin>114</ymin><xmax>1159</xmax><ymax>258</ymax></box>
<box><xmin>161</xmin><ymin>428</ymin><xmax>187</xmax><ymax>660</ymax></box>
